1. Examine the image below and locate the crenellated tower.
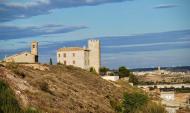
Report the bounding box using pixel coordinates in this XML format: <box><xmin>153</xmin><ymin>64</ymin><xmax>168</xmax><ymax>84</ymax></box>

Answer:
<box><xmin>88</xmin><ymin>39</ymin><xmax>101</xmax><ymax>73</ymax></box>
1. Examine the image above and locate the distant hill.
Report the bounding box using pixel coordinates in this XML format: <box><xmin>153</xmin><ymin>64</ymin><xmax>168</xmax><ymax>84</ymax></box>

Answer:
<box><xmin>0</xmin><ymin>63</ymin><xmax>135</xmax><ymax>113</ymax></box>
<box><xmin>131</xmin><ymin>66</ymin><xmax>190</xmax><ymax>72</ymax></box>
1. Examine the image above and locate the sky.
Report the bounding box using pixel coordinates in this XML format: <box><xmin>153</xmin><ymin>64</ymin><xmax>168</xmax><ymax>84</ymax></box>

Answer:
<box><xmin>0</xmin><ymin>0</ymin><xmax>190</xmax><ymax>69</ymax></box>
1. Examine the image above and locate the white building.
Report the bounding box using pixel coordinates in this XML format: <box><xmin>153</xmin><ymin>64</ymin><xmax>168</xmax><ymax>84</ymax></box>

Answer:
<box><xmin>4</xmin><ymin>41</ymin><xmax>39</xmax><ymax>63</ymax></box>
<box><xmin>57</xmin><ymin>40</ymin><xmax>101</xmax><ymax>73</ymax></box>
<box><xmin>160</xmin><ymin>91</ymin><xmax>175</xmax><ymax>101</ymax></box>
<box><xmin>101</xmin><ymin>76</ymin><xmax>119</xmax><ymax>81</ymax></box>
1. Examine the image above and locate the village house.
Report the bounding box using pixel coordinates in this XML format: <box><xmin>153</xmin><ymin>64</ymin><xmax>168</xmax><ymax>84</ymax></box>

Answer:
<box><xmin>57</xmin><ymin>40</ymin><xmax>101</xmax><ymax>73</ymax></box>
<box><xmin>4</xmin><ymin>41</ymin><xmax>39</xmax><ymax>63</ymax></box>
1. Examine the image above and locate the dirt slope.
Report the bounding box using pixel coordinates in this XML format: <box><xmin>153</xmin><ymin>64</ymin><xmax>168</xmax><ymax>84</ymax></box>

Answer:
<box><xmin>0</xmin><ymin>63</ymin><xmax>134</xmax><ymax>113</ymax></box>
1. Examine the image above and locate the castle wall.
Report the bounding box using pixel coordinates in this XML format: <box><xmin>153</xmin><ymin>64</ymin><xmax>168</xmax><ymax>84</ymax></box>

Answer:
<box><xmin>88</xmin><ymin>40</ymin><xmax>101</xmax><ymax>73</ymax></box>
<box><xmin>5</xmin><ymin>52</ymin><xmax>36</xmax><ymax>63</ymax></box>
<box><xmin>57</xmin><ymin>50</ymin><xmax>89</xmax><ymax>69</ymax></box>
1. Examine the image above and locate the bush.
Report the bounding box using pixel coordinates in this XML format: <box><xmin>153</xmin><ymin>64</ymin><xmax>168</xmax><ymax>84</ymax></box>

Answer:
<box><xmin>89</xmin><ymin>67</ymin><xmax>97</xmax><ymax>75</ymax></box>
<box><xmin>40</xmin><ymin>82</ymin><xmax>54</xmax><ymax>95</ymax></box>
<box><xmin>122</xmin><ymin>92</ymin><xmax>148</xmax><ymax>113</ymax></box>
<box><xmin>129</xmin><ymin>74</ymin><xmax>138</xmax><ymax>85</ymax></box>
<box><xmin>113</xmin><ymin>91</ymin><xmax>166</xmax><ymax>113</ymax></box>
<box><xmin>13</xmin><ymin>69</ymin><xmax>26</xmax><ymax>78</ymax></box>
<box><xmin>99</xmin><ymin>67</ymin><xmax>109</xmax><ymax>75</ymax></box>
<box><xmin>118</xmin><ymin>66</ymin><xmax>130</xmax><ymax>78</ymax></box>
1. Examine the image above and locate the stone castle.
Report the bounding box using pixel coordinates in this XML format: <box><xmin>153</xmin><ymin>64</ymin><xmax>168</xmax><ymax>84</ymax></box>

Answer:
<box><xmin>3</xmin><ymin>39</ymin><xmax>101</xmax><ymax>73</ymax></box>
<box><xmin>4</xmin><ymin>41</ymin><xmax>39</xmax><ymax>63</ymax></box>
<box><xmin>57</xmin><ymin>40</ymin><xmax>101</xmax><ymax>73</ymax></box>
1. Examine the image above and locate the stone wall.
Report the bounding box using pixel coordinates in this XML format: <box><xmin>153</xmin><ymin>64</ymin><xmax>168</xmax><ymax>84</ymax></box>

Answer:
<box><xmin>5</xmin><ymin>52</ymin><xmax>36</xmax><ymax>63</ymax></box>
<box><xmin>57</xmin><ymin>50</ymin><xmax>89</xmax><ymax>69</ymax></box>
<box><xmin>88</xmin><ymin>40</ymin><xmax>100</xmax><ymax>73</ymax></box>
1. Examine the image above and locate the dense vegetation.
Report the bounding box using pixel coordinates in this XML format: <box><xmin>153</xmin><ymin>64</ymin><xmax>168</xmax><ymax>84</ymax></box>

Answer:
<box><xmin>111</xmin><ymin>92</ymin><xmax>167</xmax><ymax>113</ymax></box>
<box><xmin>0</xmin><ymin>80</ymin><xmax>40</xmax><ymax>113</ymax></box>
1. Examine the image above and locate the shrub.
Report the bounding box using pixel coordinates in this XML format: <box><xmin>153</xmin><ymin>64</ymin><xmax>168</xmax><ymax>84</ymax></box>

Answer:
<box><xmin>113</xmin><ymin>91</ymin><xmax>166</xmax><ymax>113</ymax></box>
<box><xmin>99</xmin><ymin>67</ymin><xmax>109</xmax><ymax>75</ymax></box>
<box><xmin>122</xmin><ymin>92</ymin><xmax>148</xmax><ymax>113</ymax></box>
<box><xmin>118</xmin><ymin>66</ymin><xmax>130</xmax><ymax>78</ymax></box>
<box><xmin>13</xmin><ymin>69</ymin><xmax>26</xmax><ymax>78</ymax></box>
<box><xmin>39</xmin><ymin>82</ymin><xmax>53</xmax><ymax>95</ymax></box>
<box><xmin>89</xmin><ymin>67</ymin><xmax>97</xmax><ymax>75</ymax></box>
<box><xmin>129</xmin><ymin>74</ymin><xmax>138</xmax><ymax>85</ymax></box>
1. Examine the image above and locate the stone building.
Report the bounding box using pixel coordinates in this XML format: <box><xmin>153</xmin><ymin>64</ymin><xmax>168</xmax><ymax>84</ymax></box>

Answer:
<box><xmin>4</xmin><ymin>41</ymin><xmax>39</xmax><ymax>63</ymax></box>
<box><xmin>160</xmin><ymin>91</ymin><xmax>175</xmax><ymax>101</ymax></box>
<box><xmin>57</xmin><ymin>40</ymin><xmax>101</xmax><ymax>73</ymax></box>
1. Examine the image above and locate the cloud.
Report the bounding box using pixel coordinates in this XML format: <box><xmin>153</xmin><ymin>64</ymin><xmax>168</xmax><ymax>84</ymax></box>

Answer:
<box><xmin>1</xmin><ymin>29</ymin><xmax>190</xmax><ymax>68</ymax></box>
<box><xmin>153</xmin><ymin>4</ymin><xmax>178</xmax><ymax>9</ymax></box>
<box><xmin>0</xmin><ymin>24</ymin><xmax>87</xmax><ymax>40</ymax></box>
<box><xmin>0</xmin><ymin>0</ymin><xmax>131</xmax><ymax>22</ymax></box>
<box><xmin>103</xmin><ymin>41</ymin><xmax>190</xmax><ymax>48</ymax></box>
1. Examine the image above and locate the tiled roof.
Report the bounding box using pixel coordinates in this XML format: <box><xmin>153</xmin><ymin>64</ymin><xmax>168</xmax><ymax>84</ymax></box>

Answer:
<box><xmin>57</xmin><ymin>47</ymin><xmax>89</xmax><ymax>52</ymax></box>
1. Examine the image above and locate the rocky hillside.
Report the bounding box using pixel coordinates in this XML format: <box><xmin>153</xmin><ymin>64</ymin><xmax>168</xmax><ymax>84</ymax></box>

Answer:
<box><xmin>0</xmin><ymin>63</ymin><xmax>136</xmax><ymax>113</ymax></box>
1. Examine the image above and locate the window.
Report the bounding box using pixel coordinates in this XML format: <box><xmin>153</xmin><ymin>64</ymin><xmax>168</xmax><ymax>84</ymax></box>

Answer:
<box><xmin>25</xmin><ymin>54</ymin><xmax>27</xmax><ymax>56</ymax></box>
<box><xmin>33</xmin><ymin>45</ymin><xmax>35</xmax><ymax>48</ymax></box>
<box><xmin>64</xmin><ymin>61</ymin><xmax>66</xmax><ymax>65</ymax></box>
<box><xmin>63</xmin><ymin>53</ymin><xmax>66</xmax><ymax>58</ymax></box>
<box><xmin>73</xmin><ymin>53</ymin><xmax>75</xmax><ymax>57</ymax></box>
<box><xmin>73</xmin><ymin>60</ymin><xmax>75</xmax><ymax>64</ymax></box>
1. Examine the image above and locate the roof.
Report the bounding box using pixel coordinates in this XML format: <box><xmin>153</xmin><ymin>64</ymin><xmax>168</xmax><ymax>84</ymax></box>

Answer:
<box><xmin>5</xmin><ymin>51</ymin><xmax>33</xmax><ymax>59</ymax></box>
<box><xmin>57</xmin><ymin>47</ymin><xmax>89</xmax><ymax>52</ymax></box>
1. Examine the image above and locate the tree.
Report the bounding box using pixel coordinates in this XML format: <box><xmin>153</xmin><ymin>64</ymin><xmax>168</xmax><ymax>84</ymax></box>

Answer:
<box><xmin>129</xmin><ymin>74</ymin><xmax>138</xmax><ymax>85</ymax></box>
<box><xmin>99</xmin><ymin>67</ymin><xmax>109</xmax><ymax>75</ymax></box>
<box><xmin>49</xmin><ymin>58</ymin><xmax>53</xmax><ymax>65</ymax></box>
<box><xmin>118</xmin><ymin>66</ymin><xmax>130</xmax><ymax>78</ymax></box>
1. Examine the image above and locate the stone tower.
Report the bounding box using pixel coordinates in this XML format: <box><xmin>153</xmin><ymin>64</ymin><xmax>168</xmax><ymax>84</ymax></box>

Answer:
<box><xmin>88</xmin><ymin>40</ymin><xmax>101</xmax><ymax>73</ymax></box>
<box><xmin>31</xmin><ymin>41</ymin><xmax>38</xmax><ymax>62</ymax></box>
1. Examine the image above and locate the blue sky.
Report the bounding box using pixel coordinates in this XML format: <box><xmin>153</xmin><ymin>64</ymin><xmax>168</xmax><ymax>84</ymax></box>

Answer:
<box><xmin>0</xmin><ymin>0</ymin><xmax>190</xmax><ymax>69</ymax></box>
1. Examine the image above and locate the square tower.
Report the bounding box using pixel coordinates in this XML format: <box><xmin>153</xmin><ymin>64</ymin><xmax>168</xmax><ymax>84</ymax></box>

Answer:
<box><xmin>88</xmin><ymin>40</ymin><xmax>101</xmax><ymax>73</ymax></box>
<box><xmin>31</xmin><ymin>41</ymin><xmax>38</xmax><ymax>62</ymax></box>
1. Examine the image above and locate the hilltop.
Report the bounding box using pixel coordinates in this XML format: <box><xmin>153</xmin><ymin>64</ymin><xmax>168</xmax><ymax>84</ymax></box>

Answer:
<box><xmin>0</xmin><ymin>63</ymin><xmax>136</xmax><ymax>113</ymax></box>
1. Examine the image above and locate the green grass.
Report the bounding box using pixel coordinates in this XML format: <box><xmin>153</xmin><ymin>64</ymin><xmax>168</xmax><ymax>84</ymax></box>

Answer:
<box><xmin>0</xmin><ymin>80</ymin><xmax>41</xmax><ymax>113</ymax></box>
<box><xmin>112</xmin><ymin>91</ymin><xmax>167</xmax><ymax>113</ymax></box>
<box><xmin>0</xmin><ymin>80</ymin><xmax>22</xmax><ymax>113</ymax></box>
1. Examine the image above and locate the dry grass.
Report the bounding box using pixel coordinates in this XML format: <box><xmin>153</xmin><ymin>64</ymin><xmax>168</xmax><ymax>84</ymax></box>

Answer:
<box><xmin>0</xmin><ymin>63</ymin><xmax>136</xmax><ymax>113</ymax></box>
